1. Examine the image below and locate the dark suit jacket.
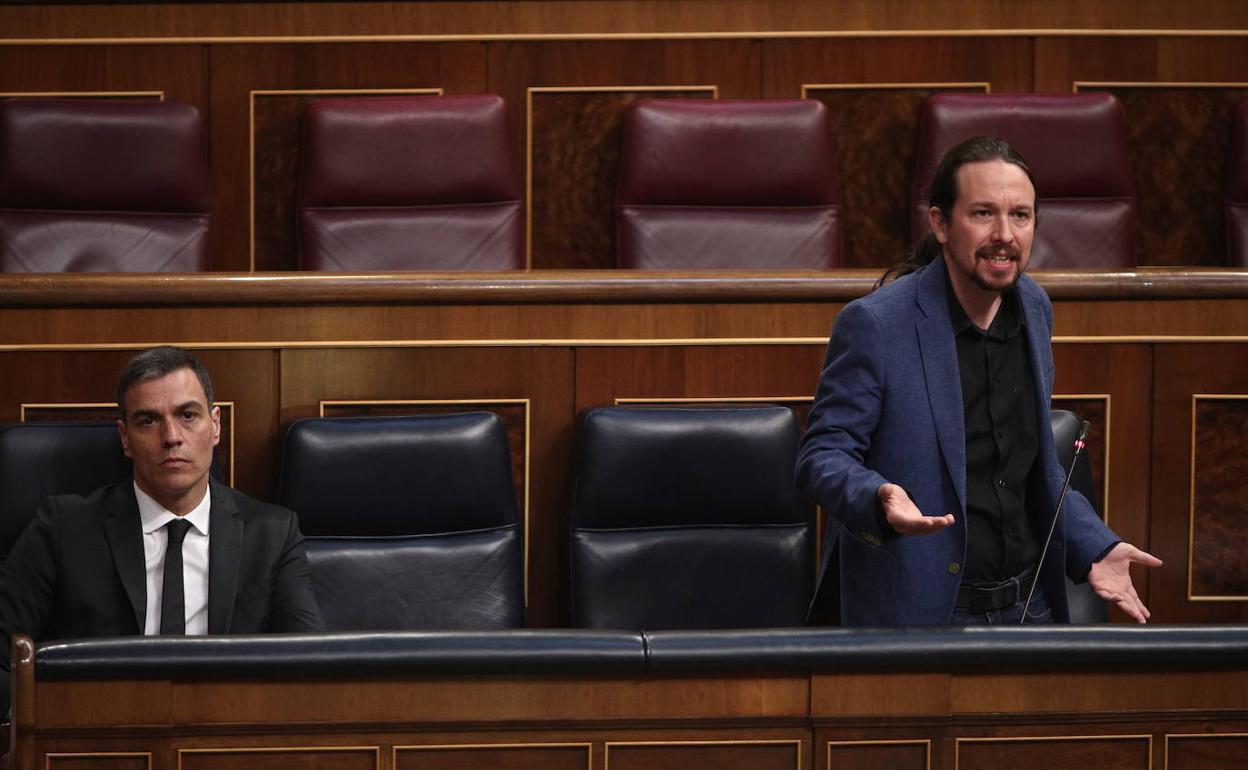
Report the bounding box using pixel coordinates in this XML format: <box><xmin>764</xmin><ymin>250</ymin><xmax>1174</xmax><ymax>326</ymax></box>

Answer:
<box><xmin>796</xmin><ymin>257</ymin><xmax>1119</xmax><ymax>626</ymax></box>
<box><xmin>1</xmin><ymin>478</ymin><xmax>325</xmax><ymax>715</ymax></box>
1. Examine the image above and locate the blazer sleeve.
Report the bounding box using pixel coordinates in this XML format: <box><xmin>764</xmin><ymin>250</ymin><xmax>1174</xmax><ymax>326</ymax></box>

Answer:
<box><xmin>1028</xmin><ymin>283</ymin><xmax>1120</xmax><ymax>581</ymax></box>
<box><xmin>0</xmin><ymin>500</ymin><xmax>60</xmax><ymax>673</ymax></box>
<box><xmin>268</xmin><ymin>512</ymin><xmax>327</xmax><ymax>633</ymax></box>
<box><xmin>796</xmin><ymin>301</ymin><xmax>893</xmax><ymax>539</ymax></box>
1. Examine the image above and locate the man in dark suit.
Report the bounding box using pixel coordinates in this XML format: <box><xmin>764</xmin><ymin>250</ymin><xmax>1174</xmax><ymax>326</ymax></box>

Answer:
<box><xmin>1</xmin><ymin>347</ymin><xmax>324</xmax><ymax>716</ymax></box>
<box><xmin>797</xmin><ymin>136</ymin><xmax>1160</xmax><ymax>626</ymax></box>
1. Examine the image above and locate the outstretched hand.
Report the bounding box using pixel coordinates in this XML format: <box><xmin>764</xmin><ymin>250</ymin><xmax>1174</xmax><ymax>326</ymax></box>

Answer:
<box><xmin>878</xmin><ymin>483</ymin><xmax>955</xmax><ymax>535</ymax></box>
<box><xmin>1088</xmin><ymin>542</ymin><xmax>1163</xmax><ymax>623</ymax></box>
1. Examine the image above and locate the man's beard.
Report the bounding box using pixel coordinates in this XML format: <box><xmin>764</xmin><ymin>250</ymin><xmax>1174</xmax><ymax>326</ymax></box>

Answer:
<box><xmin>971</xmin><ymin>244</ymin><xmax>1022</xmax><ymax>292</ymax></box>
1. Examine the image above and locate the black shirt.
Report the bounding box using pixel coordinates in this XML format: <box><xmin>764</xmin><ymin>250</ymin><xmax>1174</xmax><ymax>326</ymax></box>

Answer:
<box><xmin>949</xmin><ymin>283</ymin><xmax>1041</xmax><ymax>583</ymax></box>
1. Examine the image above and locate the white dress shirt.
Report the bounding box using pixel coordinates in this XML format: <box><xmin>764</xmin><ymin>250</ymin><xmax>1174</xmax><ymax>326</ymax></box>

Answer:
<box><xmin>136</xmin><ymin>482</ymin><xmax>211</xmax><ymax>635</ymax></box>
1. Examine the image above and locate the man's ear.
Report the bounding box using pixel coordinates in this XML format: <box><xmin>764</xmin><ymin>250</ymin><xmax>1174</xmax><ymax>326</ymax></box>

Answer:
<box><xmin>210</xmin><ymin>405</ymin><xmax>221</xmax><ymax>447</ymax></box>
<box><xmin>928</xmin><ymin>206</ymin><xmax>949</xmax><ymax>244</ymax></box>
<box><xmin>116</xmin><ymin>419</ymin><xmax>133</xmax><ymax>459</ymax></box>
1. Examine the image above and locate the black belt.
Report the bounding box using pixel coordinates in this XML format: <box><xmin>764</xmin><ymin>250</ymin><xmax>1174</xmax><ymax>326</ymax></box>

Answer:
<box><xmin>955</xmin><ymin>567</ymin><xmax>1036</xmax><ymax>612</ymax></box>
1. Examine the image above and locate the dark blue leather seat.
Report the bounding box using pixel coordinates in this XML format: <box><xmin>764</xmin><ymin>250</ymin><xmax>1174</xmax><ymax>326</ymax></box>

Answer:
<box><xmin>0</xmin><ymin>421</ymin><xmax>131</xmax><ymax>560</ymax></box>
<box><xmin>277</xmin><ymin>412</ymin><xmax>525</xmax><ymax>631</ymax></box>
<box><xmin>569</xmin><ymin>406</ymin><xmax>814</xmax><ymax>630</ymax></box>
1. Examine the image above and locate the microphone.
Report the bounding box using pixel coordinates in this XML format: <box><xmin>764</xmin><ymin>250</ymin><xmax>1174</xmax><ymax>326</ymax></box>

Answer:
<box><xmin>1020</xmin><ymin>419</ymin><xmax>1090</xmax><ymax>623</ymax></box>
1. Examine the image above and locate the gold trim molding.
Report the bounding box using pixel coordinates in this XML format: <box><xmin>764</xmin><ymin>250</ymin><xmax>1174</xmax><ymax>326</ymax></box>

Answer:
<box><xmin>826</xmin><ymin>739</ymin><xmax>930</xmax><ymax>770</ymax></box>
<box><xmin>604</xmin><ymin>739</ymin><xmax>802</xmax><ymax>770</ymax></box>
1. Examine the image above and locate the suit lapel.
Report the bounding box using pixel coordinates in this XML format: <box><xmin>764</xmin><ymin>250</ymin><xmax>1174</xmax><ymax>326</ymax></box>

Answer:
<box><xmin>914</xmin><ymin>259</ymin><xmax>968</xmax><ymax>513</ymax></box>
<box><xmin>207</xmin><ymin>479</ymin><xmax>242</xmax><ymax>633</ymax></box>
<box><xmin>103</xmin><ymin>483</ymin><xmax>147</xmax><ymax>632</ymax></box>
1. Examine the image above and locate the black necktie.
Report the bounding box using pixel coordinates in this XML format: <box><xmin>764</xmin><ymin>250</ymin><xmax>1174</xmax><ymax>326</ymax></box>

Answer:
<box><xmin>159</xmin><ymin>518</ymin><xmax>193</xmax><ymax>635</ymax></box>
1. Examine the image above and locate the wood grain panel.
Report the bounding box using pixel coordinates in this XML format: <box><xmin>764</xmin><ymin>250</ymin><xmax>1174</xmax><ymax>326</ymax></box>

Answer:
<box><xmin>1034</xmin><ymin>36</ymin><xmax>1248</xmax><ymax>92</ymax></box>
<box><xmin>1165</xmin><ymin>734</ymin><xmax>1248</xmax><ymax>770</ymax></box>
<box><xmin>278</xmin><ymin>346</ymin><xmax>573</xmax><ymax>626</ymax></box>
<box><xmin>804</xmin><ymin>83</ymin><xmax>987</xmax><ymax>268</ymax></box>
<box><xmin>764</xmin><ymin>37</ymin><xmax>1031</xmax><ymax>268</ymax></box>
<box><xmin>169</xmin><ymin>675</ymin><xmax>808</xmax><ymax>724</ymax></box>
<box><xmin>826</xmin><ymin>740</ymin><xmax>928</xmax><ymax>770</ymax></box>
<box><xmin>1052</xmin><ymin>343</ymin><xmax>1152</xmax><ymax>555</ymax></box>
<box><xmin>0</xmin><ymin>45</ymin><xmax>205</xmax><ymax>106</ymax></box>
<box><xmin>1190</xmin><ymin>397</ymin><xmax>1248</xmax><ymax>599</ymax></box>
<box><xmin>395</xmin><ymin>744</ymin><xmax>589</xmax><ymax>770</ymax></box>
<box><xmin>605</xmin><ymin>741</ymin><xmax>801</xmax><ymax>770</ymax></box>
<box><xmin>208</xmin><ymin>42</ymin><xmax>486</xmax><ymax>271</ymax></box>
<box><xmin>489</xmin><ymin>39</ymin><xmax>761</xmax><ymax>269</ymax></box>
<box><xmin>956</xmin><ymin>736</ymin><xmax>1149</xmax><ymax>770</ymax></box>
<box><xmin>180</xmin><ymin>747</ymin><xmax>377</xmax><ymax>770</ymax></box>
<box><xmin>1151</xmin><ymin>344</ymin><xmax>1248</xmax><ymax>623</ymax></box>
<box><xmin>574</xmin><ymin>344</ymin><xmax>826</xmax><ymax>415</ymax></box>
<box><xmin>1084</xmin><ymin>85</ymin><xmax>1248</xmax><ymax>267</ymax></box>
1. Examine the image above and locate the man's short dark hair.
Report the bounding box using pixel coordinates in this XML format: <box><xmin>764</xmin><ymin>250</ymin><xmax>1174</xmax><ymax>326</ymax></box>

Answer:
<box><xmin>877</xmin><ymin>135</ymin><xmax>1038</xmax><ymax>287</ymax></box>
<box><xmin>116</xmin><ymin>346</ymin><xmax>214</xmax><ymax>418</ymax></box>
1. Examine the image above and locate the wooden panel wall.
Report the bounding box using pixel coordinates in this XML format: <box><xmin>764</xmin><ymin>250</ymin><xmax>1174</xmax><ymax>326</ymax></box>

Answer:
<box><xmin>3</xmin><ymin>28</ymin><xmax>1248</xmax><ymax>270</ymax></box>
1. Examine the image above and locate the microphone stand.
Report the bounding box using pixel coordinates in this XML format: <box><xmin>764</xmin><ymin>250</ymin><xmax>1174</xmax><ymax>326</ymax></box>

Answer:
<box><xmin>1020</xmin><ymin>420</ymin><xmax>1091</xmax><ymax>623</ymax></box>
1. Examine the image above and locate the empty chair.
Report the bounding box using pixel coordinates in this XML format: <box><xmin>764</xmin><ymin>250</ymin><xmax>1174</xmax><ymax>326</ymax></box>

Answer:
<box><xmin>616</xmin><ymin>99</ymin><xmax>844</xmax><ymax>269</ymax></box>
<box><xmin>1050</xmin><ymin>409</ymin><xmax>1109</xmax><ymax>623</ymax></box>
<box><xmin>0</xmin><ymin>422</ymin><xmax>131</xmax><ymax>559</ymax></box>
<box><xmin>1226</xmin><ymin>100</ymin><xmax>1248</xmax><ymax>267</ymax></box>
<box><xmin>569</xmin><ymin>406</ymin><xmax>814</xmax><ymax>629</ymax></box>
<box><xmin>296</xmin><ymin>94</ymin><xmax>523</xmax><ymax>271</ymax></box>
<box><xmin>911</xmin><ymin>93</ymin><xmax>1136</xmax><ymax>268</ymax></box>
<box><xmin>277</xmin><ymin>412</ymin><xmax>524</xmax><ymax>630</ymax></box>
<box><xmin>0</xmin><ymin>98</ymin><xmax>211</xmax><ymax>272</ymax></box>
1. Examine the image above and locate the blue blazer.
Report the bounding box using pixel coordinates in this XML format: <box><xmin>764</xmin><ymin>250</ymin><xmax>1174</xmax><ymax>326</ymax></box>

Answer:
<box><xmin>796</xmin><ymin>257</ymin><xmax>1119</xmax><ymax>625</ymax></box>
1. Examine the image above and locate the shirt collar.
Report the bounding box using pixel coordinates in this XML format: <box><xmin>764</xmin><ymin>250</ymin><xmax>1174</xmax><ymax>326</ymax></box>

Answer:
<box><xmin>945</xmin><ymin>274</ymin><xmax>1025</xmax><ymax>340</ymax></box>
<box><xmin>135</xmin><ymin>481</ymin><xmax>211</xmax><ymax>537</ymax></box>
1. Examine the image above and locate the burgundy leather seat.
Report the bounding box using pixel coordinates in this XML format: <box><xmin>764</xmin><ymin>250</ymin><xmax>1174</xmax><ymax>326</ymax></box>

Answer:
<box><xmin>297</xmin><ymin>94</ymin><xmax>523</xmax><ymax>271</ymax></box>
<box><xmin>1226</xmin><ymin>100</ymin><xmax>1248</xmax><ymax>267</ymax></box>
<box><xmin>911</xmin><ymin>93</ymin><xmax>1136</xmax><ymax>269</ymax></box>
<box><xmin>616</xmin><ymin>99</ymin><xmax>844</xmax><ymax>269</ymax></box>
<box><xmin>0</xmin><ymin>98</ymin><xmax>210</xmax><ymax>272</ymax></box>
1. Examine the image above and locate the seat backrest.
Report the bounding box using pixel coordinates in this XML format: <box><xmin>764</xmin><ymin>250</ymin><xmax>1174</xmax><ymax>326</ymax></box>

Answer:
<box><xmin>1049</xmin><ymin>409</ymin><xmax>1109</xmax><ymax>623</ymax></box>
<box><xmin>1226</xmin><ymin>100</ymin><xmax>1248</xmax><ymax>267</ymax></box>
<box><xmin>277</xmin><ymin>412</ymin><xmax>524</xmax><ymax>630</ymax></box>
<box><xmin>0</xmin><ymin>422</ymin><xmax>131</xmax><ymax>558</ymax></box>
<box><xmin>297</xmin><ymin>94</ymin><xmax>523</xmax><ymax>271</ymax></box>
<box><xmin>0</xmin><ymin>98</ymin><xmax>210</xmax><ymax>272</ymax></box>
<box><xmin>569</xmin><ymin>406</ymin><xmax>814</xmax><ymax>629</ymax></box>
<box><xmin>616</xmin><ymin>99</ymin><xmax>843</xmax><ymax>269</ymax></box>
<box><xmin>911</xmin><ymin>93</ymin><xmax>1136</xmax><ymax>269</ymax></box>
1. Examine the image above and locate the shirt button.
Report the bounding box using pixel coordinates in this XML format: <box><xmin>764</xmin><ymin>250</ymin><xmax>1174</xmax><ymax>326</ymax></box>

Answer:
<box><xmin>948</xmin><ymin>562</ymin><xmax>961</xmax><ymax>575</ymax></box>
<box><xmin>997</xmin><ymin>479</ymin><xmax>1007</xmax><ymax>487</ymax></box>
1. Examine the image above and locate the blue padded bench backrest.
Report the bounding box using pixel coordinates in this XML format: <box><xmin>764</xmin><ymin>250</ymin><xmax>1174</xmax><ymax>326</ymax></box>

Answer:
<box><xmin>569</xmin><ymin>406</ymin><xmax>814</xmax><ymax>630</ymax></box>
<box><xmin>0</xmin><ymin>421</ymin><xmax>131</xmax><ymax>558</ymax></box>
<box><xmin>278</xmin><ymin>412</ymin><xmax>524</xmax><ymax>630</ymax></box>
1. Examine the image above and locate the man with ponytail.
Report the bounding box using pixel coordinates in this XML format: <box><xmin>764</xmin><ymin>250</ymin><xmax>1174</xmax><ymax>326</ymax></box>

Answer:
<box><xmin>797</xmin><ymin>136</ymin><xmax>1159</xmax><ymax>626</ymax></box>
